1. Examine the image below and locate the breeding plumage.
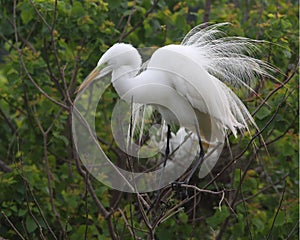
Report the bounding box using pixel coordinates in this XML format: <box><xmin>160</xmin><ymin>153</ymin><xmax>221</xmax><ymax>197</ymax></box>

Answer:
<box><xmin>77</xmin><ymin>22</ymin><xmax>273</xmax><ymax>181</ymax></box>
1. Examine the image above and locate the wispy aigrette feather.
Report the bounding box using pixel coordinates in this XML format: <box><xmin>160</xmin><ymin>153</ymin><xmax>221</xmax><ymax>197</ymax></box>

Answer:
<box><xmin>181</xmin><ymin>22</ymin><xmax>275</xmax><ymax>88</ymax></box>
<box><xmin>178</xmin><ymin>22</ymin><xmax>276</xmax><ymax>134</ymax></box>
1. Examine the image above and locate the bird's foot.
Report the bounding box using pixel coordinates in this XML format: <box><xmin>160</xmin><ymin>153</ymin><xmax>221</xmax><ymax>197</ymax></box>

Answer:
<box><xmin>171</xmin><ymin>181</ymin><xmax>189</xmax><ymax>200</ymax></box>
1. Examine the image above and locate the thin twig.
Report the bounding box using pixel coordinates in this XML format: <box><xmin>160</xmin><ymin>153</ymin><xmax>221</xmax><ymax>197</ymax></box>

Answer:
<box><xmin>203</xmin><ymin>0</ymin><xmax>212</xmax><ymax>23</ymax></box>
<box><xmin>240</xmin><ymin>169</ymin><xmax>253</xmax><ymax>240</ymax></box>
<box><xmin>217</xmin><ymin>146</ymin><xmax>263</xmax><ymax>239</ymax></box>
<box><xmin>64</xmin><ymin>216</ymin><xmax>71</xmax><ymax>239</ymax></box>
<box><xmin>20</xmin><ymin>174</ymin><xmax>57</xmax><ymax>239</ymax></box>
<box><xmin>234</xmin><ymin>174</ymin><xmax>288</xmax><ymax>206</ymax></box>
<box><xmin>84</xmin><ymin>172</ymin><xmax>89</xmax><ymax>240</ymax></box>
<box><xmin>28</xmin><ymin>0</ymin><xmax>52</xmax><ymax>30</ymax></box>
<box><xmin>18</xmin><ymin>148</ymin><xmax>44</xmax><ymax>239</ymax></box>
<box><xmin>265</xmin><ymin>112</ymin><xmax>298</xmax><ymax>146</ymax></box>
<box><xmin>190</xmin><ymin>187</ymin><xmax>197</xmax><ymax>239</ymax></box>
<box><xmin>266</xmin><ymin>183</ymin><xmax>286</xmax><ymax>239</ymax></box>
<box><xmin>118</xmin><ymin>7</ymin><xmax>136</xmax><ymax>42</ymax></box>
<box><xmin>16</xmin><ymin>134</ymin><xmax>57</xmax><ymax>239</ymax></box>
<box><xmin>31</xmin><ymin>106</ymin><xmax>65</xmax><ymax>232</ymax></box>
<box><xmin>204</xmin><ymin>88</ymin><xmax>290</xmax><ymax>189</ymax></box>
<box><xmin>71</xmin><ymin>123</ymin><xmax>118</xmax><ymax>240</ymax></box>
<box><xmin>160</xmin><ymin>207</ymin><xmax>185</xmax><ymax>224</ymax></box>
<box><xmin>117</xmin><ymin>208</ymin><xmax>136</xmax><ymax>238</ymax></box>
<box><xmin>12</xmin><ymin>0</ymin><xmax>69</xmax><ymax>110</ymax></box>
<box><xmin>1</xmin><ymin>211</ymin><xmax>26</xmax><ymax>240</ymax></box>
<box><xmin>285</xmin><ymin>220</ymin><xmax>299</xmax><ymax>239</ymax></box>
<box><xmin>180</xmin><ymin>184</ymin><xmax>227</xmax><ymax>195</ymax></box>
<box><xmin>251</xmin><ymin>59</ymin><xmax>299</xmax><ymax>116</ymax></box>
<box><xmin>129</xmin><ymin>195</ymin><xmax>137</xmax><ymax>240</ymax></box>
<box><xmin>118</xmin><ymin>0</ymin><xmax>159</xmax><ymax>41</ymax></box>
<box><xmin>0</xmin><ymin>108</ymin><xmax>16</xmax><ymax>133</ymax></box>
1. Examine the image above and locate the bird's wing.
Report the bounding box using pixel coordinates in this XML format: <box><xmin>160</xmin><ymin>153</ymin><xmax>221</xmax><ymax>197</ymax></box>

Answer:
<box><xmin>147</xmin><ymin>44</ymin><xmax>243</xmax><ymax>138</ymax></box>
<box><xmin>146</xmin><ymin>22</ymin><xmax>277</xmax><ymax>137</ymax></box>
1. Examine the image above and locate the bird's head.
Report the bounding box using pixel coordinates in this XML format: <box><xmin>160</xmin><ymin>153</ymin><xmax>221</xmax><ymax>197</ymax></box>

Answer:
<box><xmin>76</xmin><ymin>43</ymin><xmax>141</xmax><ymax>93</ymax></box>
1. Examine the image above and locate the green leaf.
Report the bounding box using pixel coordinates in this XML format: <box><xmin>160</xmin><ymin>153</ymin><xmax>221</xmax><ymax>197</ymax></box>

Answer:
<box><xmin>18</xmin><ymin>208</ymin><xmax>27</xmax><ymax>217</ymax></box>
<box><xmin>256</xmin><ymin>106</ymin><xmax>272</xmax><ymax>120</ymax></box>
<box><xmin>178</xmin><ymin>212</ymin><xmax>188</xmax><ymax>224</ymax></box>
<box><xmin>71</xmin><ymin>1</ymin><xmax>84</xmax><ymax>18</ymax></box>
<box><xmin>18</xmin><ymin>1</ymin><xmax>34</xmax><ymax>24</ymax></box>
<box><xmin>107</xmin><ymin>0</ymin><xmax>122</xmax><ymax>10</ymax></box>
<box><xmin>274</xmin><ymin>210</ymin><xmax>285</xmax><ymax>227</ymax></box>
<box><xmin>21</xmin><ymin>8</ymin><xmax>33</xmax><ymax>24</ymax></box>
<box><xmin>53</xmin><ymin>131</ymin><xmax>69</xmax><ymax>146</ymax></box>
<box><xmin>206</xmin><ymin>206</ymin><xmax>230</xmax><ymax>228</ymax></box>
<box><xmin>253</xmin><ymin>216</ymin><xmax>265</xmax><ymax>232</ymax></box>
<box><xmin>175</xmin><ymin>14</ymin><xmax>186</xmax><ymax>29</ymax></box>
<box><xmin>26</xmin><ymin>216</ymin><xmax>37</xmax><ymax>233</ymax></box>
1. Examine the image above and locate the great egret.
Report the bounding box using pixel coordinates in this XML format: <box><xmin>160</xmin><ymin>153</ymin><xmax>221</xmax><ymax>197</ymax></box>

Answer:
<box><xmin>76</xmin><ymin>23</ymin><xmax>273</xmax><ymax>185</ymax></box>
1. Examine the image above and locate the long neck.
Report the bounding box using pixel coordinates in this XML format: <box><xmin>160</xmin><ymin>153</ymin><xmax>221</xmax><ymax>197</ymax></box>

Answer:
<box><xmin>111</xmin><ymin>68</ymin><xmax>173</xmax><ymax>104</ymax></box>
<box><xmin>111</xmin><ymin>65</ymin><xmax>140</xmax><ymax>98</ymax></box>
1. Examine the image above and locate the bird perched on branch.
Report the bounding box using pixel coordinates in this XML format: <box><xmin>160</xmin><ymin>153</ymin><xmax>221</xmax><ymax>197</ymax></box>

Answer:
<box><xmin>76</xmin><ymin>22</ymin><xmax>274</xmax><ymax>182</ymax></box>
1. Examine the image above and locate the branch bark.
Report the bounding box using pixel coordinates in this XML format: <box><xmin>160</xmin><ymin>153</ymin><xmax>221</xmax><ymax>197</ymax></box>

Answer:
<box><xmin>203</xmin><ymin>0</ymin><xmax>212</xmax><ymax>23</ymax></box>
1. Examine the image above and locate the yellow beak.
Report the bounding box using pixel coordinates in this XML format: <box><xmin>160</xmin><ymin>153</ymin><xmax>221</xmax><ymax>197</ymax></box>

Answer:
<box><xmin>75</xmin><ymin>66</ymin><xmax>101</xmax><ymax>93</ymax></box>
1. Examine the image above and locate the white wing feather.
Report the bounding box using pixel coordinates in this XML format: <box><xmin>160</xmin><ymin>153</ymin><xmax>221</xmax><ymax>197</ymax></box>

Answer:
<box><xmin>144</xmin><ymin>23</ymin><xmax>275</xmax><ymax>138</ymax></box>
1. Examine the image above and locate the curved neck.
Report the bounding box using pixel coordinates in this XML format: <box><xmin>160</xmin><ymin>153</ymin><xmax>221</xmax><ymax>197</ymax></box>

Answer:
<box><xmin>111</xmin><ymin>66</ymin><xmax>139</xmax><ymax>96</ymax></box>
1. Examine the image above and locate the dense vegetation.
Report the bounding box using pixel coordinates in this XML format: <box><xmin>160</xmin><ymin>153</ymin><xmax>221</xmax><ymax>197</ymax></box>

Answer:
<box><xmin>0</xmin><ymin>0</ymin><xmax>298</xmax><ymax>239</ymax></box>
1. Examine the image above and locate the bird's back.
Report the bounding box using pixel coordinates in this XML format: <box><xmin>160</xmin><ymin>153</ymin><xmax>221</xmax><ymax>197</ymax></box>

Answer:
<box><xmin>147</xmin><ymin>44</ymin><xmax>244</xmax><ymax>138</ymax></box>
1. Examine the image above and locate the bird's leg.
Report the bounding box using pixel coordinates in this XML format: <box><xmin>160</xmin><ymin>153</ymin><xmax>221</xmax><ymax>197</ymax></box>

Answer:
<box><xmin>163</xmin><ymin>124</ymin><xmax>171</xmax><ymax>167</ymax></box>
<box><xmin>185</xmin><ymin>136</ymin><xmax>205</xmax><ymax>183</ymax></box>
<box><xmin>147</xmin><ymin>124</ymin><xmax>171</xmax><ymax>213</ymax></box>
<box><xmin>171</xmin><ymin>131</ymin><xmax>205</xmax><ymax>199</ymax></box>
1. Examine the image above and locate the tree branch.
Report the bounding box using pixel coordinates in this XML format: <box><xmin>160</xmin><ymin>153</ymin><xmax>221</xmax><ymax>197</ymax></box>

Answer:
<box><xmin>12</xmin><ymin>2</ymin><xmax>69</xmax><ymax>110</ymax></box>
<box><xmin>203</xmin><ymin>0</ymin><xmax>212</xmax><ymax>23</ymax></box>
<box><xmin>118</xmin><ymin>0</ymin><xmax>159</xmax><ymax>42</ymax></box>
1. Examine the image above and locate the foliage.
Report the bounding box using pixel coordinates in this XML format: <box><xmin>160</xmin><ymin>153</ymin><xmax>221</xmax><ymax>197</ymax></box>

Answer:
<box><xmin>0</xmin><ymin>0</ymin><xmax>298</xmax><ymax>239</ymax></box>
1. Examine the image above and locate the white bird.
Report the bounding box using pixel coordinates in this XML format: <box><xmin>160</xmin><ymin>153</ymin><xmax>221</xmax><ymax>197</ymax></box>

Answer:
<box><xmin>76</xmin><ymin>23</ymin><xmax>273</xmax><ymax>181</ymax></box>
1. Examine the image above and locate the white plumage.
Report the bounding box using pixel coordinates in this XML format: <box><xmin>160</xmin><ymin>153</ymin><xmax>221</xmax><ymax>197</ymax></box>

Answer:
<box><xmin>77</xmin><ymin>23</ymin><xmax>273</xmax><ymax>177</ymax></box>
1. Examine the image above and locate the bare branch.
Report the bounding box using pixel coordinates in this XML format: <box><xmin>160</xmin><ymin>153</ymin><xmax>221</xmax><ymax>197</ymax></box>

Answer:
<box><xmin>1</xmin><ymin>211</ymin><xmax>26</xmax><ymax>240</ymax></box>
<box><xmin>11</xmin><ymin>4</ymin><xmax>69</xmax><ymax>110</ymax></box>
<box><xmin>203</xmin><ymin>0</ymin><xmax>212</xmax><ymax>23</ymax></box>
<box><xmin>266</xmin><ymin>183</ymin><xmax>286</xmax><ymax>239</ymax></box>
<box><xmin>252</xmin><ymin>59</ymin><xmax>299</xmax><ymax>116</ymax></box>
<box><xmin>118</xmin><ymin>0</ymin><xmax>159</xmax><ymax>42</ymax></box>
<box><xmin>19</xmin><ymin>164</ymin><xmax>57</xmax><ymax>239</ymax></box>
<box><xmin>234</xmin><ymin>174</ymin><xmax>288</xmax><ymax>206</ymax></box>
<box><xmin>0</xmin><ymin>107</ymin><xmax>16</xmax><ymax>134</ymax></box>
